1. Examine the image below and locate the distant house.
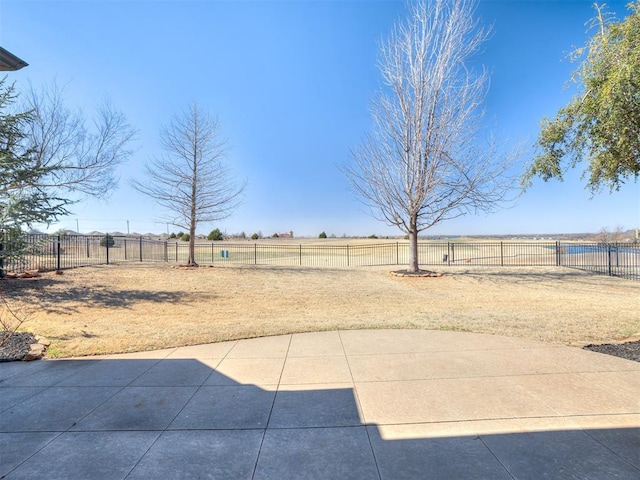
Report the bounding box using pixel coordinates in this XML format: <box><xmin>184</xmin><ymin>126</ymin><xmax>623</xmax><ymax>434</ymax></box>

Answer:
<box><xmin>278</xmin><ymin>231</ymin><xmax>294</xmax><ymax>239</ymax></box>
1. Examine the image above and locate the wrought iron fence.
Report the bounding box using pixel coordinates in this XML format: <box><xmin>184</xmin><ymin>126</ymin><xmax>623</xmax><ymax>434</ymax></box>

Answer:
<box><xmin>0</xmin><ymin>234</ymin><xmax>638</xmax><ymax>280</ymax></box>
<box><xmin>0</xmin><ymin>234</ymin><xmax>168</xmax><ymax>275</ymax></box>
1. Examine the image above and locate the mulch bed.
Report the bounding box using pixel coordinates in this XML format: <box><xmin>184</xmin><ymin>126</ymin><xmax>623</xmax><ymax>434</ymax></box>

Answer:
<box><xmin>390</xmin><ymin>270</ymin><xmax>444</xmax><ymax>277</ymax></box>
<box><xmin>583</xmin><ymin>340</ymin><xmax>640</xmax><ymax>362</ymax></box>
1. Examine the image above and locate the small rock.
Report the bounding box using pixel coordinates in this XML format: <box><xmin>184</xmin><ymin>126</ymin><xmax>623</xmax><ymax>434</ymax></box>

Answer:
<box><xmin>24</xmin><ymin>344</ymin><xmax>45</xmax><ymax>361</ymax></box>
<box><xmin>29</xmin><ymin>344</ymin><xmax>45</xmax><ymax>354</ymax></box>
<box><xmin>23</xmin><ymin>352</ymin><xmax>42</xmax><ymax>361</ymax></box>
<box><xmin>36</xmin><ymin>336</ymin><xmax>51</xmax><ymax>347</ymax></box>
<box><xmin>22</xmin><ymin>270</ymin><xmax>41</xmax><ymax>278</ymax></box>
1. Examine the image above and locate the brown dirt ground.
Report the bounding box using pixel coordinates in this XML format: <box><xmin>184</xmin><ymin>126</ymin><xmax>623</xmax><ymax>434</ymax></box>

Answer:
<box><xmin>2</xmin><ymin>263</ymin><xmax>639</xmax><ymax>358</ymax></box>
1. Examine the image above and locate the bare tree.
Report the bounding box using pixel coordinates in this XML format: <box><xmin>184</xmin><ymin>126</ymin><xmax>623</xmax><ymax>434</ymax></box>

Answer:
<box><xmin>131</xmin><ymin>102</ymin><xmax>245</xmax><ymax>266</ymax></box>
<box><xmin>1</xmin><ymin>80</ymin><xmax>136</xmax><ymax>235</ymax></box>
<box><xmin>344</xmin><ymin>0</ymin><xmax>518</xmax><ymax>273</ymax></box>
<box><xmin>597</xmin><ymin>225</ymin><xmax>626</xmax><ymax>244</ymax></box>
<box><xmin>23</xmin><ymin>81</ymin><xmax>137</xmax><ymax>200</ymax></box>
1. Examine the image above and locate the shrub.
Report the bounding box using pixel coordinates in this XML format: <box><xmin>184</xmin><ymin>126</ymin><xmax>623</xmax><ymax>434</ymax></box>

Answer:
<box><xmin>272</xmin><ymin>233</ymin><xmax>279</xmax><ymax>238</ymax></box>
<box><xmin>181</xmin><ymin>233</ymin><xmax>190</xmax><ymax>242</ymax></box>
<box><xmin>368</xmin><ymin>234</ymin><xmax>378</xmax><ymax>239</ymax></box>
<box><xmin>319</xmin><ymin>231</ymin><xmax>327</xmax><ymax>239</ymax></box>
<box><xmin>207</xmin><ymin>228</ymin><xmax>224</xmax><ymax>241</ymax></box>
<box><xmin>100</xmin><ymin>234</ymin><xmax>115</xmax><ymax>248</ymax></box>
<box><xmin>251</xmin><ymin>233</ymin><xmax>260</xmax><ymax>240</ymax></box>
<box><xmin>176</xmin><ymin>231</ymin><xmax>184</xmax><ymax>239</ymax></box>
<box><xmin>169</xmin><ymin>232</ymin><xmax>177</xmax><ymax>239</ymax></box>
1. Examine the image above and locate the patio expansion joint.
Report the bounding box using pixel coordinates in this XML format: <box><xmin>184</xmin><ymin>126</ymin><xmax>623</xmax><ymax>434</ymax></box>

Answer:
<box><xmin>339</xmin><ymin>330</ymin><xmax>383</xmax><ymax>480</ymax></box>
<box><xmin>582</xmin><ymin>428</ymin><xmax>640</xmax><ymax>473</ymax></box>
<box><xmin>250</xmin><ymin>334</ymin><xmax>293</xmax><ymax>480</ymax></box>
<box><xmin>0</xmin><ymin>430</ymin><xmax>67</xmax><ymax>479</ymax></box>
<box><xmin>350</xmin><ymin>370</ymin><xmax>605</xmax><ymax>385</ymax></box>
<box><xmin>361</xmin><ymin>413</ymin><xmax>637</xmax><ymax>430</ymax></box>
<box><xmin>476</xmin><ymin>435</ymin><xmax>518</xmax><ymax>480</ymax></box>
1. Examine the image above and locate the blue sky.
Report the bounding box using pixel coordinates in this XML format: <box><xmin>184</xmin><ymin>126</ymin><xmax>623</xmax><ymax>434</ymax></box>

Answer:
<box><xmin>2</xmin><ymin>0</ymin><xmax>638</xmax><ymax>237</ymax></box>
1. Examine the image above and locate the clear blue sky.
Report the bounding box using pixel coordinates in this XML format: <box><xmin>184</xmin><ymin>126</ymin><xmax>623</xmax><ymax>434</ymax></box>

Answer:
<box><xmin>2</xmin><ymin>0</ymin><xmax>639</xmax><ymax>237</ymax></box>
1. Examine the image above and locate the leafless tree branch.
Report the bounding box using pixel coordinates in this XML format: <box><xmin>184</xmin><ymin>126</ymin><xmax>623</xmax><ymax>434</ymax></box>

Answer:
<box><xmin>343</xmin><ymin>0</ymin><xmax>520</xmax><ymax>272</ymax></box>
<box><xmin>23</xmin><ymin>81</ymin><xmax>137</xmax><ymax>200</ymax></box>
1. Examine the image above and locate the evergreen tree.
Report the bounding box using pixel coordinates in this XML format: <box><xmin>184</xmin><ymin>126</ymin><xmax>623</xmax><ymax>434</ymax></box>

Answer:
<box><xmin>0</xmin><ymin>78</ymin><xmax>70</xmax><ymax>232</ymax></box>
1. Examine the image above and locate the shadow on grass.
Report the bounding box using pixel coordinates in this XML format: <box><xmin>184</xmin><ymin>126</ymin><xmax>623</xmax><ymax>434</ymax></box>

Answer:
<box><xmin>1</xmin><ymin>277</ymin><xmax>211</xmax><ymax>314</ymax></box>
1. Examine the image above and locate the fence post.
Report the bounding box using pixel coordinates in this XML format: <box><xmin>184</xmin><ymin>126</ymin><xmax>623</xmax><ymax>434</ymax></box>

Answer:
<box><xmin>608</xmin><ymin>245</ymin><xmax>613</xmax><ymax>276</ymax></box>
<box><xmin>299</xmin><ymin>244</ymin><xmax>302</xmax><ymax>266</ymax></box>
<box><xmin>254</xmin><ymin>243</ymin><xmax>257</xmax><ymax>265</ymax></box>
<box><xmin>0</xmin><ymin>234</ymin><xmax>4</xmax><ymax>278</ymax></box>
<box><xmin>396</xmin><ymin>242</ymin><xmax>399</xmax><ymax>265</ymax></box>
<box><xmin>175</xmin><ymin>242</ymin><xmax>178</xmax><ymax>262</ymax></box>
<box><xmin>124</xmin><ymin>239</ymin><xmax>127</xmax><ymax>261</ymax></box>
<box><xmin>347</xmin><ymin>244</ymin><xmax>350</xmax><ymax>267</ymax></box>
<box><xmin>139</xmin><ymin>237</ymin><xmax>143</xmax><ymax>262</ymax></box>
<box><xmin>57</xmin><ymin>235</ymin><xmax>62</xmax><ymax>270</ymax></box>
<box><xmin>105</xmin><ymin>235</ymin><xmax>110</xmax><ymax>265</ymax></box>
<box><xmin>164</xmin><ymin>241</ymin><xmax>168</xmax><ymax>262</ymax></box>
<box><xmin>500</xmin><ymin>242</ymin><xmax>504</xmax><ymax>267</ymax></box>
<box><xmin>556</xmin><ymin>241</ymin><xmax>561</xmax><ymax>267</ymax></box>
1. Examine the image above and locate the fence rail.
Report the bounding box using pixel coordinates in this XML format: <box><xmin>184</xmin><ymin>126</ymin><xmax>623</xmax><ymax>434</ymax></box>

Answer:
<box><xmin>1</xmin><ymin>234</ymin><xmax>638</xmax><ymax>280</ymax></box>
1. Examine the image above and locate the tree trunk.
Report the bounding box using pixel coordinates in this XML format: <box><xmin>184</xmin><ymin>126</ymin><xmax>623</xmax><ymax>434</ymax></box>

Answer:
<box><xmin>408</xmin><ymin>215</ymin><xmax>419</xmax><ymax>273</ymax></box>
<box><xmin>188</xmin><ymin>150</ymin><xmax>198</xmax><ymax>267</ymax></box>
<box><xmin>188</xmin><ymin>189</ymin><xmax>198</xmax><ymax>266</ymax></box>
<box><xmin>188</xmin><ymin>227</ymin><xmax>197</xmax><ymax>266</ymax></box>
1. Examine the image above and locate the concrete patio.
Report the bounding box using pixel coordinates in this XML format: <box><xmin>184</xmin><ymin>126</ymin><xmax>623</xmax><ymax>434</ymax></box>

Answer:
<box><xmin>1</xmin><ymin>329</ymin><xmax>639</xmax><ymax>479</ymax></box>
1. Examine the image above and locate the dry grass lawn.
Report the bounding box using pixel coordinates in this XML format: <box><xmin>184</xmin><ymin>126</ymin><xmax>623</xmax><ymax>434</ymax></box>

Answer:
<box><xmin>3</xmin><ymin>263</ymin><xmax>639</xmax><ymax>358</ymax></box>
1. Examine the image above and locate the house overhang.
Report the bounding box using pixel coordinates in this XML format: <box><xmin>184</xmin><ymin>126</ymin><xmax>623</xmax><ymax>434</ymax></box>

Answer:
<box><xmin>0</xmin><ymin>47</ymin><xmax>28</xmax><ymax>71</ymax></box>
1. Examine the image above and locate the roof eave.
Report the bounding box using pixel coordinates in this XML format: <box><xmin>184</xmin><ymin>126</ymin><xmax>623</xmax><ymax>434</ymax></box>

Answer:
<box><xmin>0</xmin><ymin>46</ymin><xmax>28</xmax><ymax>71</ymax></box>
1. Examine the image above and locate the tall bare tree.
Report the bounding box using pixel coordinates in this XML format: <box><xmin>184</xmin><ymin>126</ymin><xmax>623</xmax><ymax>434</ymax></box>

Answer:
<box><xmin>131</xmin><ymin>102</ymin><xmax>245</xmax><ymax>266</ymax></box>
<box><xmin>344</xmin><ymin>0</ymin><xmax>517</xmax><ymax>273</ymax></box>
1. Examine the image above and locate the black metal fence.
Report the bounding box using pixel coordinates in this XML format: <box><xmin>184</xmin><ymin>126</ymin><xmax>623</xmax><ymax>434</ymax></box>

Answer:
<box><xmin>0</xmin><ymin>234</ymin><xmax>168</xmax><ymax>275</ymax></box>
<box><xmin>1</xmin><ymin>234</ymin><xmax>638</xmax><ymax>281</ymax></box>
